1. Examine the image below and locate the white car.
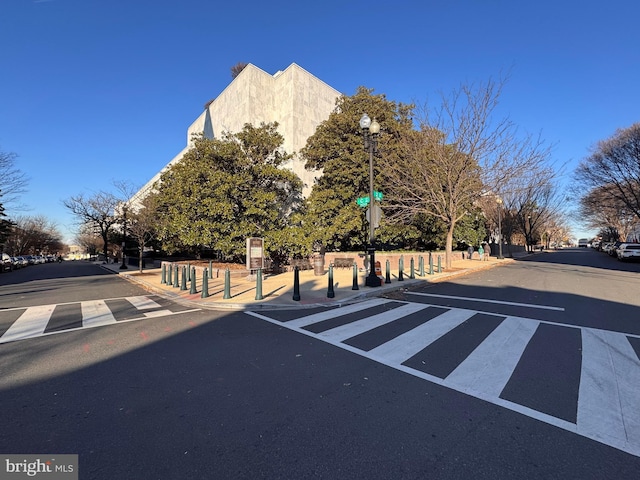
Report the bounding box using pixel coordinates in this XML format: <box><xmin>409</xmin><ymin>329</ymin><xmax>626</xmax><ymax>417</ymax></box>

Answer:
<box><xmin>616</xmin><ymin>243</ymin><xmax>640</xmax><ymax>261</ymax></box>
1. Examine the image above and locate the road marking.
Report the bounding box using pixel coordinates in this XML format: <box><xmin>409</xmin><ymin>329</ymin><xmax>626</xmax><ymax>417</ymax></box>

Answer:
<box><xmin>407</xmin><ymin>292</ymin><xmax>565</xmax><ymax>311</ymax></box>
<box><xmin>444</xmin><ymin>316</ymin><xmax>539</xmax><ymax>397</ymax></box>
<box><xmin>318</xmin><ymin>302</ymin><xmax>429</xmax><ymax>342</ymax></box>
<box><xmin>0</xmin><ymin>305</ymin><xmax>55</xmax><ymax>343</ymax></box>
<box><xmin>81</xmin><ymin>300</ymin><xmax>116</xmax><ymax>327</ymax></box>
<box><xmin>578</xmin><ymin>328</ymin><xmax>640</xmax><ymax>450</ymax></box>
<box><xmin>127</xmin><ymin>296</ymin><xmax>163</xmax><ymax>310</ymax></box>
<box><xmin>247</xmin><ymin>299</ymin><xmax>640</xmax><ymax>457</ymax></box>
<box><xmin>368</xmin><ymin>308</ymin><xmax>474</xmax><ymax>364</ymax></box>
<box><xmin>285</xmin><ymin>298</ymin><xmax>390</xmax><ymax>328</ymax></box>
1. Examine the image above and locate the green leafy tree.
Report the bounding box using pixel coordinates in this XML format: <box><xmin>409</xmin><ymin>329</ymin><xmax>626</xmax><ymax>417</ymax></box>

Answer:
<box><xmin>155</xmin><ymin>122</ymin><xmax>302</xmax><ymax>260</ymax></box>
<box><xmin>300</xmin><ymin>86</ymin><xmax>414</xmax><ymax>252</ymax></box>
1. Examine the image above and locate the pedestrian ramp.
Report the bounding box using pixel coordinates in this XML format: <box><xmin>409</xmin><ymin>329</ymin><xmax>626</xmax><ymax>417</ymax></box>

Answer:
<box><xmin>247</xmin><ymin>298</ymin><xmax>640</xmax><ymax>458</ymax></box>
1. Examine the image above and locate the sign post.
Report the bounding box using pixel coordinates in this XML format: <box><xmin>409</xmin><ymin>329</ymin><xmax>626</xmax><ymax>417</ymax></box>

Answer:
<box><xmin>246</xmin><ymin>237</ymin><xmax>264</xmax><ymax>272</ymax></box>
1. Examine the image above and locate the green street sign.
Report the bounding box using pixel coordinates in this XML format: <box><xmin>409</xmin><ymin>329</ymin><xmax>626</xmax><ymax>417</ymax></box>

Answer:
<box><xmin>356</xmin><ymin>196</ymin><xmax>370</xmax><ymax>207</ymax></box>
<box><xmin>373</xmin><ymin>190</ymin><xmax>383</xmax><ymax>201</ymax></box>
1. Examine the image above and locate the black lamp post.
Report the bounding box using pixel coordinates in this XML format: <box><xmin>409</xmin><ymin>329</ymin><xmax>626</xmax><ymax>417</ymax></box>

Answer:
<box><xmin>120</xmin><ymin>204</ymin><xmax>128</xmax><ymax>270</ymax></box>
<box><xmin>360</xmin><ymin>113</ymin><xmax>381</xmax><ymax>287</ymax></box>
<box><xmin>496</xmin><ymin>197</ymin><xmax>504</xmax><ymax>259</ymax></box>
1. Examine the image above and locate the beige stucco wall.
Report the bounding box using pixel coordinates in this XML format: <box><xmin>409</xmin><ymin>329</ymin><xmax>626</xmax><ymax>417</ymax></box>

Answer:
<box><xmin>131</xmin><ymin>63</ymin><xmax>341</xmax><ymax>207</ymax></box>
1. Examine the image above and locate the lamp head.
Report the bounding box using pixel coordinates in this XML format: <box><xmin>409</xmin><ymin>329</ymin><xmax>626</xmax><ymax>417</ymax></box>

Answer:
<box><xmin>370</xmin><ymin>118</ymin><xmax>380</xmax><ymax>135</ymax></box>
<box><xmin>359</xmin><ymin>114</ymin><xmax>371</xmax><ymax>130</ymax></box>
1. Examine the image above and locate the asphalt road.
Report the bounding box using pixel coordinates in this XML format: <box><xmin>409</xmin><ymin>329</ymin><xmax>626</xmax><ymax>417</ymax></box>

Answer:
<box><xmin>1</xmin><ymin>252</ymin><xmax>639</xmax><ymax>479</ymax></box>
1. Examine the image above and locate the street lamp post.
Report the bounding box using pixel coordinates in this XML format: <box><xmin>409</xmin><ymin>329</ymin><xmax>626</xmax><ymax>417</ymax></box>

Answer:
<box><xmin>360</xmin><ymin>113</ymin><xmax>381</xmax><ymax>287</ymax></box>
<box><xmin>120</xmin><ymin>204</ymin><xmax>128</xmax><ymax>270</ymax></box>
<box><xmin>496</xmin><ymin>197</ymin><xmax>504</xmax><ymax>259</ymax></box>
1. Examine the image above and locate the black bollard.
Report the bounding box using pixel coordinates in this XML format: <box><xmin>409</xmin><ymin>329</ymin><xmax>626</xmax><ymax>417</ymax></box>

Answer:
<box><xmin>410</xmin><ymin>258</ymin><xmax>415</xmax><ymax>279</ymax></box>
<box><xmin>201</xmin><ymin>269</ymin><xmax>209</xmax><ymax>298</ymax></box>
<box><xmin>327</xmin><ymin>264</ymin><xmax>335</xmax><ymax>298</ymax></box>
<box><xmin>385</xmin><ymin>259</ymin><xmax>391</xmax><ymax>284</ymax></box>
<box><xmin>352</xmin><ymin>263</ymin><xmax>359</xmax><ymax>290</ymax></box>
<box><xmin>180</xmin><ymin>266</ymin><xmax>188</xmax><ymax>290</ymax></box>
<box><xmin>255</xmin><ymin>268</ymin><xmax>263</xmax><ymax>300</ymax></box>
<box><xmin>190</xmin><ymin>267</ymin><xmax>197</xmax><ymax>294</ymax></box>
<box><xmin>223</xmin><ymin>268</ymin><xmax>231</xmax><ymax>299</ymax></box>
<box><xmin>293</xmin><ymin>266</ymin><xmax>301</xmax><ymax>301</ymax></box>
<box><xmin>398</xmin><ymin>256</ymin><xmax>404</xmax><ymax>281</ymax></box>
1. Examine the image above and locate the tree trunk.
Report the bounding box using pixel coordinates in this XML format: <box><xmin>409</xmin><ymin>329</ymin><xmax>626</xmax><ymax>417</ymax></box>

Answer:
<box><xmin>139</xmin><ymin>249</ymin><xmax>143</xmax><ymax>273</ymax></box>
<box><xmin>445</xmin><ymin>223</ymin><xmax>455</xmax><ymax>270</ymax></box>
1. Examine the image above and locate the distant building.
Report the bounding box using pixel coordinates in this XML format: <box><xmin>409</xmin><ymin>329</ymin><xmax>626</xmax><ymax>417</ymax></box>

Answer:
<box><xmin>131</xmin><ymin>63</ymin><xmax>341</xmax><ymax>206</ymax></box>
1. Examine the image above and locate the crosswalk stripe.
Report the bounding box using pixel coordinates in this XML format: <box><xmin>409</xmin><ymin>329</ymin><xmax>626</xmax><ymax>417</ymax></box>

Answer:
<box><xmin>127</xmin><ymin>296</ymin><xmax>163</xmax><ymax>310</ymax></box>
<box><xmin>444</xmin><ymin>316</ymin><xmax>539</xmax><ymax>397</ymax></box>
<box><xmin>0</xmin><ymin>305</ymin><xmax>55</xmax><ymax>343</ymax></box>
<box><xmin>247</xmin><ymin>300</ymin><xmax>640</xmax><ymax>457</ymax></box>
<box><xmin>285</xmin><ymin>298</ymin><xmax>391</xmax><ymax>328</ymax></box>
<box><xmin>318</xmin><ymin>303</ymin><xmax>429</xmax><ymax>342</ymax></box>
<box><xmin>368</xmin><ymin>308</ymin><xmax>475</xmax><ymax>364</ymax></box>
<box><xmin>81</xmin><ymin>300</ymin><xmax>117</xmax><ymax>327</ymax></box>
<box><xmin>577</xmin><ymin>328</ymin><xmax>640</xmax><ymax>449</ymax></box>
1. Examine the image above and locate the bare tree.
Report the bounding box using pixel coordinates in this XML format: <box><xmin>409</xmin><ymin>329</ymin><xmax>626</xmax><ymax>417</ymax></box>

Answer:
<box><xmin>4</xmin><ymin>215</ymin><xmax>64</xmax><ymax>255</ymax></box>
<box><xmin>127</xmin><ymin>194</ymin><xmax>159</xmax><ymax>273</ymax></box>
<box><xmin>231</xmin><ymin>62</ymin><xmax>248</xmax><ymax>79</ymax></box>
<box><xmin>382</xmin><ymin>77</ymin><xmax>554</xmax><ymax>268</ymax></box>
<box><xmin>575</xmin><ymin>123</ymin><xmax>640</xmax><ymax>221</ymax></box>
<box><xmin>579</xmin><ymin>185</ymin><xmax>635</xmax><ymax>242</ymax></box>
<box><xmin>0</xmin><ymin>148</ymin><xmax>29</xmax><ymax>210</ymax></box>
<box><xmin>63</xmin><ymin>191</ymin><xmax>121</xmax><ymax>262</ymax></box>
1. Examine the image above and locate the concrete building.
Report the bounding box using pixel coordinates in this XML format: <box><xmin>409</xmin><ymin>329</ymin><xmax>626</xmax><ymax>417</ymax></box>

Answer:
<box><xmin>131</xmin><ymin>63</ymin><xmax>341</xmax><ymax>206</ymax></box>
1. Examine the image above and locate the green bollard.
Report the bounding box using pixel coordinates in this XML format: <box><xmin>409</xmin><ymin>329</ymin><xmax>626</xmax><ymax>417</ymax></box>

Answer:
<box><xmin>223</xmin><ymin>268</ymin><xmax>231</xmax><ymax>299</ymax></box>
<box><xmin>201</xmin><ymin>269</ymin><xmax>209</xmax><ymax>298</ymax></box>
<box><xmin>352</xmin><ymin>263</ymin><xmax>359</xmax><ymax>290</ymax></box>
<box><xmin>180</xmin><ymin>266</ymin><xmax>187</xmax><ymax>290</ymax></box>
<box><xmin>292</xmin><ymin>266</ymin><xmax>301</xmax><ymax>301</ymax></box>
<box><xmin>173</xmin><ymin>265</ymin><xmax>179</xmax><ymax>288</ymax></box>
<box><xmin>398</xmin><ymin>256</ymin><xmax>404</xmax><ymax>281</ymax></box>
<box><xmin>208</xmin><ymin>260</ymin><xmax>213</xmax><ymax>278</ymax></box>
<box><xmin>429</xmin><ymin>253</ymin><xmax>434</xmax><ymax>275</ymax></box>
<box><xmin>437</xmin><ymin>255</ymin><xmax>442</xmax><ymax>273</ymax></box>
<box><xmin>385</xmin><ymin>259</ymin><xmax>391</xmax><ymax>284</ymax></box>
<box><xmin>255</xmin><ymin>268</ymin><xmax>263</xmax><ymax>300</ymax></box>
<box><xmin>167</xmin><ymin>263</ymin><xmax>172</xmax><ymax>285</ymax></box>
<box><xmin>327</xmin><ymin>264</ymin><xmax>335</xmax><ymax>298</ymax></box>
<box><xmin>419</xmin><ymin>256</ymin><xmax>425</xmax><ymax>276</ymax></box>
<box><xmin>410</xmin><ymin>258</ymin><xmax>415</xmax><ymax>279</ymax></box>
<box><xmin>190</xmin><ymin>267</ymin><xmax>197</xmax><ymax>294</ymax></box>
<box><xmin>161</xmin><ymin>263</ymin><xmax>166</xmax><ymax>284</ymax></box>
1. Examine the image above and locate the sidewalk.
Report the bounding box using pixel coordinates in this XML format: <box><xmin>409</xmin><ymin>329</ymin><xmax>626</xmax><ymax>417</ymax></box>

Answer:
<box><xmin>101</xmin><ymin>254</ymin><xmax>522</xmax><ymax>311</ymax></box>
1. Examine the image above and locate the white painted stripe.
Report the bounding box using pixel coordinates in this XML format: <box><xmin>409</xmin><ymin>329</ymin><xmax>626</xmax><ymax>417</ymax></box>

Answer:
<box><xmin>407</xmin><ymin>292</ymin><xmax>565</xmax><ymax>311</ymax></box>
<box><xmin>144</xmin><ymin>310</ymin><xmax>173</xmax><ymax>318</ymax></box>
<box><xmin>319</xmin><ymin>302</ymin><xmax>429</xmax><ymax>342</ymax></box>
<box><xmin>367</xmin><ymin>308</ymin><xmax>475</xmax><ymax>364</ymax></box>
<box><xmin>246</xmin><ymin>308</ymin><xmax>640</xmax><ymax>457</ymax></box>
<box><xmin>0</xmin><ymin>305</ymin><xmax>55</xmax><ymax>343</ymax></box>
<box><xmin>285</xmin><ymin>298</ymin><xmax>391</xmax><ymax>328</ymax></box>
<box><xmin>127</xmin><ymin>296</ymin><xmax>162</xmax><ymax>310</ymax></box>
<box><xmin>578</xmin><ymin>329</ymin><xmax>640</xmax><ymax>449</ymax></box>
<box><xmin>444</xmin><ymin>317</ymin><xmax>539</xmax><ymax>397</ymax></box>
<box><xmin>81</xmin><ymin>300</ymin><xmax>116</xmax><ymax>327</ymax></box>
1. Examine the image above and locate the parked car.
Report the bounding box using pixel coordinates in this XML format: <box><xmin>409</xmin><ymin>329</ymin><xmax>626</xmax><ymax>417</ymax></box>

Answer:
<box><xmin>616</xmin><ymin>243</ymin><xmax>640</xmax><ymax>261</ymax></box>
<box><xmin>1</xmin><ymin>253</ymin><xmax>13</xmax><ymax>272</ymax></box>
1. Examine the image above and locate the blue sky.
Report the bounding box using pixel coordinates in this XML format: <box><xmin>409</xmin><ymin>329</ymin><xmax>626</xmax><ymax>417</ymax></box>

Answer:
<box><xmin>1</xmin><ymin>0</ymin><xmax>638</xmax><ymax>243</ymax></box>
